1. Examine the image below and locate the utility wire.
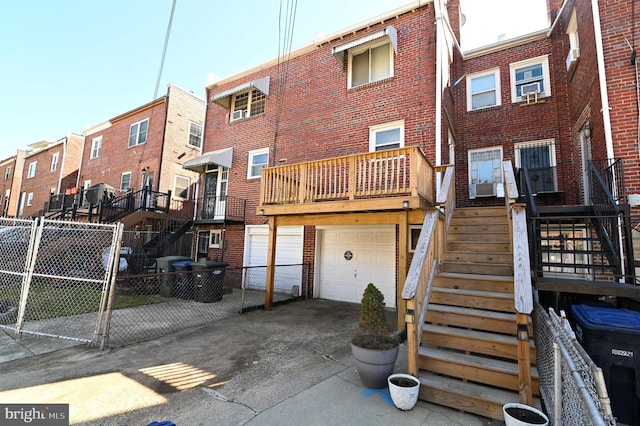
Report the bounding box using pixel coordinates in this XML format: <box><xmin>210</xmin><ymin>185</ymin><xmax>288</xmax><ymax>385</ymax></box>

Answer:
<box><xmin>154</xmin><ymin>0</ymin><xmax>177</xmax><ymax>99</ymax></box>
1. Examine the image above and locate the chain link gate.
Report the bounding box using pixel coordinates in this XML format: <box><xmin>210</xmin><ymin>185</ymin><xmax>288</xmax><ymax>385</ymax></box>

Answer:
<box><xmin>0</xmin><ymin>218</ymin><xmax>123</xmax><ymax>347</ymax></box>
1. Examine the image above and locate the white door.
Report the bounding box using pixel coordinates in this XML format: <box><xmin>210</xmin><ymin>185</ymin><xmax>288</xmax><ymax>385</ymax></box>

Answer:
<box><xmin>244</xmin><ymin>226</ymin><xmax>303</xmax><ymax>293</ymax></box>
<box><xmin>316</xmin><ymin>226</ymin><xmax>396</xmax><ymax>308</ymax></box>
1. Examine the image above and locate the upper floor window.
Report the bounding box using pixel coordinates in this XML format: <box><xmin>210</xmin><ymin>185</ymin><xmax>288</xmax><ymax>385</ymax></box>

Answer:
<box><xmin>510</xmin><ymin>55</ymin><xmax>551</xmax><ymax>102</ymax></box>
<box><xmin>27</xmin><ymin>161</ymin><xmax>37</xmax><ymax>178</ymax></box>
<box><xmin>188</xmin><ymin>122</ymin><xmax>203</xmax><ymax>148</ymax></box>
<box><xmin>51</xmin><ymin>152</ymin><xmax>59</xmax><ymax>172</ymax></box>
<box><xmin>369</xmin><ymin>121</ymin><xmax>404</xmax><ymax>152</ymax></box>
<box><xmin>91</xmin><ymin>136</ymin><xmax>102</xmax><ymax>159</ymax></box>
<box><xmin>128</xmin><ymin>119</ymin><xmax>149</xmax><ymax>147</ymax></box>
<box><xmin>248</xmin><ymin>148</ymin><xmax>269</xmax><ymax>179</ymax></box>
<box><xmin>4</xmin><ymin>166</ymin><xmax>11</xmax><ymax>180</ymax></box>
<box><xmin>349</xmin><ymin>40</ymin><xmax>394</xmax><ymax>88</ymax></box>
<box><xmin>231</xmin><ymin>89</ymin><xmax>266</xmax><ymax>121</ymax></box>
<box><xmin>174</xmin><ymin>175</ymin><xmax>190</xmax><ymax>199</ymax></box>
<box><xmin>467</xmin><ymin>68</ymin><xmax>501</xmax><ymax>111</ymax></box>
<box><xmin>120</xmin><ymin>172</ymin><xmax>131</xmax><ymax>191</ymax></box>
<box><xmin>27</xmin><ymin>192</ymin><xmax>33</xmax><ymax>206</ymax></box>
<box><xmin>566</xmin><ymin>9</ymin><xmax>580</xmax><ymax>72</ymax></box>
<box><xmin>468</xmin><ymin>147</ymin><xmax>503</xmax><ymax>199</ymax></box>
<box><xmin>515</xmin><ymin>139</ymin><xmax>558</xmax><ymax>193</ymax></box>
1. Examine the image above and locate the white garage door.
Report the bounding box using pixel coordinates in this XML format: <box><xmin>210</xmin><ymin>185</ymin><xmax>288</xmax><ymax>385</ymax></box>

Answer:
<box><xmin>316</xmin><ymin>225</ymin><xmax>396</xmax><ymax>308</ymax></box>
<box><xmin>244</xmin><ymin>226</ymin><xmax>303</xmax><ymax>294</ymax></box>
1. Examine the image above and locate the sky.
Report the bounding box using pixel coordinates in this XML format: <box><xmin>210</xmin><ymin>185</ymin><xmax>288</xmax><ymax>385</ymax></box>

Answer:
<box><xmin>0</xmin><ymin>0</ymin><xmax>549</xmax><ymax>162</ymax></box>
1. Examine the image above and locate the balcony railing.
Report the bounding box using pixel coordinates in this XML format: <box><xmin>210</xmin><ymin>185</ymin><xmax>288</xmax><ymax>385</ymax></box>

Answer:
<box><xmin>259</xmin><ymin>147</ymin><xmax>434</xmax><ymax>212</ymax></box>
<box><xmin>192</xmin><ymin>195</ymin><xmax>246</xmax><ymax>222</ymax></box>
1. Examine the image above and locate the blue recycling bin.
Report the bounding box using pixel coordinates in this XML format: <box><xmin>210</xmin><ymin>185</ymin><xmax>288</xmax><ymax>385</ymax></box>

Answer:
<box><xmin>173</xmin><ymin>260</ymin><xmax>195</xmax><ymax>300</ymax></box>
<box><xmin>571</xmin><ymin>304</ymin><xmax>640</xmax><ymax>425</ymax></box>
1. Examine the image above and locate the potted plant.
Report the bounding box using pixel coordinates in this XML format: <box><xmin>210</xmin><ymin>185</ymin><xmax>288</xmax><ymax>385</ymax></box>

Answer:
<box><xmin>351</xmin><ymin>283</ymin><xmax>400</xmax><ymax>389</ymax></box>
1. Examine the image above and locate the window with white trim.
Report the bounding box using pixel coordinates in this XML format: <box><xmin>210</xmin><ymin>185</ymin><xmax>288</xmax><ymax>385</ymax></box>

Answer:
<box><xmin>467</xmin><ymin>68</ymin><xmax>500</xmax><ymax>111</ymax></box>
<box><xmin>120</xmin><ymin>172</ymin><xmax>131</xmax><ymax>191</ymax></box>
<box><xmin>27</xmin><ymin>192</ymin><xmax>33</xmax><ymax>206</ymax></box>
<box><xmin>409</xmin><ymin>225</ymin><xmax>422</xmax><ymax>253</ymax></box>
<box><xmin>4</xmin><ymin>166</ymin><xmax>11</xmax><ymax>180</ymax></box>
<box><xmin>27</xmin><ymin>161</ymin><xmax>37</xmax><ymax>178</ymax></box>
<box><xmin>515</xmin><ymin>139</ymin><xmax>558</xmax><ymax>193</ymax></box>
<box><xmin>349</xmin><ymin>40</ymin><xmax>393</xmax><ymax>88</ymax></box>
<box><xmin>128</xmin><ymin>119</ymin><xmax>149</xmax><ymax>147</ymax></box>
<box><xmin>231</xmin><ymin>89</ymin><xmax>266</xmax><ymax>121</ymax></box>
<box><xmin>209</xmin><ymin>230</ymin><xmax>222</xmax><ymax>248</ymax></box>
<box><xmin>83</xmin><ymin>180</ymin><xmax>92</xmax><ymax>190</ymax></box>
<box><xmin>174</xmin><ymin>175</ymin><xmax>191</xmax><ymax>199</ymax></box>
<box><xmin>197</xmin><ymin>231</ymin><xmax>210</xmax><ymax>256</ymax></box>
<box><xmin>248</xmin><ymin>148</ymin><xmax>269</xmax><ymax>179</ymax></box>
<box><xmin>51</xmin><ymin>152</ymin><xmax>59</xmax><ymax>172</ymax></box>
<box><xmin>369</xmin><ymin>120</ymin><xmax>404</xmax><ymax>152</ymax></box>
<box><xmin>510</xmin><ymin>55</ymin><xmax>551</xmax><ymax>102</ymax></box>
<box><xmin>468</xmin><ymin>147</ymin><xmax>503</xmax><ymax>199</ymax></box>
<box><xmin>90</xmin><ymin>136</ymin><xmax>102</xmax><ymax>159</ymax></box>
<box><xmin>188</xmin><ymin>122</ymin><xmax>203</xmax><ymax>148</ymax></box>
<box><xmin>566</xmin><ymin>9</ymin><xmax>580</xmax><ymax>72</ymax></box>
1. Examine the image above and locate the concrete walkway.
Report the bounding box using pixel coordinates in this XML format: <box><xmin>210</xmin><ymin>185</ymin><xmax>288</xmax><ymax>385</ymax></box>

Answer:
<box><xmin>0</xmin><ymin>299</ymin><xmax>501</xmax><ymax>425</ymax></box>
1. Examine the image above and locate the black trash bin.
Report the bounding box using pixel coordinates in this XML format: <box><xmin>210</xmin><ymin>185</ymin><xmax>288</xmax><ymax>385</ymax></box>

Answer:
<box><xmin>571</xmin><ymin>304</ymin><xmax>640</xmax><ymax>426</ymax></box>
<box><xmin>190</xmin><ymin>260</ymin><xmax>229</xmax><ymax>303</ymax></box>
<box><xmin>156</xmin><ymin>256</ymin><xmax>192</xmax><ymax>297</ymax></box>
<box><xmin>173</xmin><ymin>260</ymin><xmax>195</xmax><ymax>300</ymax></box>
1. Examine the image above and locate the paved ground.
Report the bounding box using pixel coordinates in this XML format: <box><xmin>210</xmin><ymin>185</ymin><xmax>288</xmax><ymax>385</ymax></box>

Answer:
<box><xmin>0</xmin><ymin>299</ymin><xmax>502</xmax><ymax>425</ymax></box>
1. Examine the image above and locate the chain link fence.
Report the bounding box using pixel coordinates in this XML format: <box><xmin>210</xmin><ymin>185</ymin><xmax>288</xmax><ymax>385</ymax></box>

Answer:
<box><xmin>533</xmin><ymin>302</ymin><xmax>616</xmax><ymax>426</ymax></box>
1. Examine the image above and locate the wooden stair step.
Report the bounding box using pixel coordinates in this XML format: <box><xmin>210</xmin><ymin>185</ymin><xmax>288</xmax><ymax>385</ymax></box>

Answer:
<box><xmin>447</xmin><ymin>224</ymin><xmax>509</xmax><ymax>236</ymax></box>
<box><xmin>422</xmin><ymin>323</ymin><xmax>536</xmax><ymax>363</ymax></box>
<box><xmin>452</xmin><ymin>206</ymin><xmax>506</xmax><ymax>217</ymax></box>
<box><xmin>434</xmin><ymin>272</ymin><xmax>514</xmax><ymax>293</ymax></box>
<box><xmin>442</xmin><ymin>250</ymin><xmax>512</xmax><ymax>264</ymax></box>
<box><xmin>418</xmin><ymin>346</ymin><xmax>539</xmax><ymax>394</ymax></box>
<box><xmin>426</xmin><ymin>304</ymin><xmax>532</xmax><ymax>335</ymax></box>
<box><xmin>446</xmin><ymin>240</ymin><xmax>510</xmax><ymax>252</ymax></box>
<box><xmin>430</xmin><ymin>287</ymin><xmax>514</xmax><ymax>312</ymax></box>
<box><xmin>418</xmin><ymin>372</ymin><xmax>541</xmax><ymax>420</ymax></box>
<box><xmin>440</xmin><ymin>261</ymin><xmax>513</xmax><ymax>276</ymax></box>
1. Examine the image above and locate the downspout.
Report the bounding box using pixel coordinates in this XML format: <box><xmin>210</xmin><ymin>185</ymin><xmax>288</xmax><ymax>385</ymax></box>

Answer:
<box><xmin>58</xmin><ymin>137</ymin><xmax>67</xmax><ymax>194</ymax></box>
<box><xmin>434</xmin><ymin>0</ymin><xmax>443</xmax><ymax>175</ymax></box>
<box><xmin>76</xmin><ymin>135</ymin><xmax>86</xmax><ymax>189</ymax></box>
<box><xmin>592</xmin><ymin>0</ymin><xmax>615</xmax><ymax>160</ymax></box>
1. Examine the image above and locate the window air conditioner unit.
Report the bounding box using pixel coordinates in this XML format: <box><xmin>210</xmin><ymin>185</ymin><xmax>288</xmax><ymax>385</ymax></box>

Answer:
<box><xmin>521</xmin><ymin>82</ymin><xmax>540</xmax><ymax>103</ymax></box>
<box><xmin>475</xmin><ymin>182</ymin><xmax>496</xmax><ymax>197</ymax></box>
<box><xmin>231</xmin><ymin>109</ymin><xmax>246</xmax><ymax>120</ymax></box>
<box><xmin>566</xmin><ymin>48</ymin><xmax>580</xmax><ymax>72</ymax></box>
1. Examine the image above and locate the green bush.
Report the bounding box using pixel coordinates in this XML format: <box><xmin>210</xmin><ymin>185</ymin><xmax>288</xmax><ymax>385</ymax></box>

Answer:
<box><xmin>351</xmin><ymin>283</ymin><xmax>399</xmax><ymax>350</ymax></box>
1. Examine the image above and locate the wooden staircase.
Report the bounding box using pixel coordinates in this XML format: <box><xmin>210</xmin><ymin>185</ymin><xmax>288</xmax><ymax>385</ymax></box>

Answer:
<box><xmin>417</xmin><ymin>206</ymin><xmax>539</xmax><ymax>420</ymax></box>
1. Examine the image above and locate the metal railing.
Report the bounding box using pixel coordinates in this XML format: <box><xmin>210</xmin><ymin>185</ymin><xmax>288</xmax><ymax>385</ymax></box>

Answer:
<box><xmin>193</xmin><ymin>195</ymin><xmax>246</xmax><ymax>222</ymax></box>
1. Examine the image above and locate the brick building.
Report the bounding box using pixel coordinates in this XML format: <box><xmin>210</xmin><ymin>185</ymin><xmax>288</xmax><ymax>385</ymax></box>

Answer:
<box><xmin>18</xmin><ymin>135</ymin><xmax>83</xmax><ymax>218</ymax></box>
<box><xmin>0</xmin><ymin>150</ymin><xmax>25</xmax><ymax>218</ymax></box>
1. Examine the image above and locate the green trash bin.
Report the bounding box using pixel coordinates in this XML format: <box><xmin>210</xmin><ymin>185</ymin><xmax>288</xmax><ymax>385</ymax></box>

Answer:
<box><xmin>190</xmin><ymin>260</ymin><xmax>229</xmax><ymax>303</ymax></box>
<box><xmin>156</xmin><ymin>256</ymin><xmax>191</xmax><ymax>297</ymax></box>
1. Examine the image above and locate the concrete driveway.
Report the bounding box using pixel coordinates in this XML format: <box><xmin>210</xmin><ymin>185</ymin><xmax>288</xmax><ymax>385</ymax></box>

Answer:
<box><xmin>0</xmin><ymin>299</ymin><xmax>500</xmax><ymax>425</ymax></box>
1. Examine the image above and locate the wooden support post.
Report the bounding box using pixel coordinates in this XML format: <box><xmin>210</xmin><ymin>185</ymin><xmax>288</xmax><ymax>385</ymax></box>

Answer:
<box><xmin>397</xmin><ymin>211</ymin><xmax>408</xmax><ymax>331</ymax></box>
<box><xmin>406</xmin><ymin>299</ymin><xmax>418</xmax><ymax>377</ymax></box>
<box><xmin>516</xmin><ymin>312</ymin><xmax>533</xmax><ymax>405</ymax></box>
<box><xmin>265</xmin><ymin>216</ymin><xmax>277</xmax><ymax>309</ymax></box>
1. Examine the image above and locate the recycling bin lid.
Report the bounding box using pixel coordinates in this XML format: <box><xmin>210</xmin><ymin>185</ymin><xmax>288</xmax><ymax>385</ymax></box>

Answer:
<box><xmin>190</xmin><ymin>260</ymin><xmax>229</xmax><ymax>268</ymax></box>
<box><xmin>571</xmin><ymin>304</ymin><xmax>640</xmax><ymax>333</ymax></box>
<box><xmin>173</xmin><ymin>260</ymin><xmax>193</xmax><ymax>268</ymax></box>
<box><xmin>157</xmin><ymin>255</ymin><xmax>191</xmax><ymax>262</ymax></box>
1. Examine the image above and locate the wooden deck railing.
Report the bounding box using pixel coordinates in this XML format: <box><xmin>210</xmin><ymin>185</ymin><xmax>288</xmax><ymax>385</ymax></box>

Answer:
<box><xmin>260</xmin><ymin>147</ymin><xmax>434</xmax><ymax>206</ymax></box>
<box><xmin>402</xmin><ymin>164</ymin><xmax>454</xmax><ymax>376</ymax></box>
<box><xmin>503</xmin><ymin>160</ymin><xmax>534</xmax><ymax>405</ymax></box>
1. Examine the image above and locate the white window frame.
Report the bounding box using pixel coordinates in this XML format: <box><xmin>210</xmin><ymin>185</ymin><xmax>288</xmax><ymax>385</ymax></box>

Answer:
<box><xmin>510</xmin><ymin>55</ymin><xmax>551</xmax><ymax>102</ymax></box>
<box><xmin>197</xmin><ymin>231</ymin><xmax>210</xmax><ymax>256</ymax></box>
<box><xmin>567</xmin><ymin>9</ymin><xmax>579</xmax><ymax>53</ymax></box>
<box><xmin>247</xmin><ymin>147</ymin><xmax>269</xmax><ymax>179</ymax></box>
<box><xmin>209</xmin><ymin>230</ymin><xmax>222</xmax><ymax>248</ymax></box>
<box><xmin>5</xmin><ymin>166</ymin><xmax>11</xmax><ymax>180</ymax></box>
<box><xmin>90</xmin><ymin>136</ymin><xmax>102</xmax><ymax>159</ymax></box>
<box><xmin>188</xmin><ymin>122</ymin><xmax>203</xmax><ymax>148</ymax></box>
<box><xmin>51</xmin><ymin>152</ymin><xmax>59</xmax><ymax>172</ymax></box>
<box><xmin>83</xmin><ymin>180</ymin><xmax>92</xmax><ymax>190</ymax></box>
<box><xmin>369</xmin><ymin>120</ymin><xmax>405</xmax><ymax>152</ymax></box>
<box><xmin>467</xmin><ymin>68</ymin><xmax>501</xmax><ymax>111</ymax></box>
<box><xmin>27</xmin><ymin>161</ymin><xmax>37</xmax><ymax>178</ymax></box>
<box><xmin>468</xmin><ymin>146</ymin><xmax>503</xmax><ymax>199</ymax></box>
<box><xmin>120</xmin><ymin>172</ymin><xmax>131</xmax><ymax>191</ymax></box>
<box><xmin>348</xmin><ymin>39</ymin><xmax>394</xmax><ymax>89</ymax></box>
<box><xmin>174</xmin><ymin>175</ymin><xmax>191</xmax><ymax>200</ymax></box>
<box><xmin>409</xmin><ymin>225</ymin><xmax>422</xmax><ymax>253</ymax></box>
<box><xmin>514</xmin><ymin>139</ymin><xmax>558</xmax><ymax>193</ymax></box>
<box><xmin>27</xmin><ymin>192</ymin><xmax>33</xmax><ymax>206</ymax></box>
<box><xmin>128</xmin><ymin>118</ymin><xmax>149</xmax><ymax>147</ymax></box>
<box><xmin>230</xmin><ymin>89</ymin><xmax>266</xmax><ymax>122</ymax></box>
